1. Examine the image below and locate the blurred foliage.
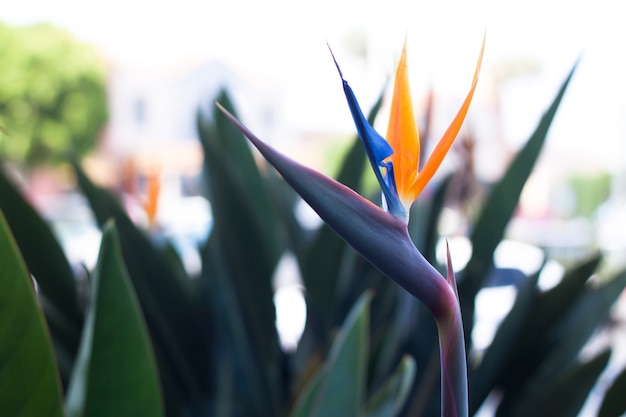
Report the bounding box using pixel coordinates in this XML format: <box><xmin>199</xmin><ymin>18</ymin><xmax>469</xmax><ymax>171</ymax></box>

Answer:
<box><xmin>569</xmin><ymin>172</ymin><xmax>611</xmax><ymax>217</ymax></box>
<box><xmin>0</xmin><ymin>63</ymin><xmax>625</xmax><ymax>417</ymax></box>
<box><xmin>0</xmin><ymin>22</ymin><xmax>107</xmax><ymax>167</ymax></box>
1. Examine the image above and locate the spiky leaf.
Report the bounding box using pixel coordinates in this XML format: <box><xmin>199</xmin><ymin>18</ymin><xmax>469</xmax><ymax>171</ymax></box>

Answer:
<box><xmin>459</xmin><ymin>62</ymin><xmax>578</xmax><ymax>340</ymax></box>
<box><xmin>365</xmin><ymin>355</ymin><xmax>416</xmax><ymax>417</ymax></box>
<box><xmin>0</xmin><ymin>165</ymin><xmax>81</xmax><ymax>325</ymax></box>
<box><xmin>0</xmin><ymin>209</ymin><xmax>65</xmax><ymax>417</ymax></box>
<box><xmin>72</xmin><ymin>161</ymin><xmax>208</xmax><ymax>409</ymax></box>
<box><xmin>66</xmin><ymin>223</ymin><xmax>164</xmax><ymax>417</ymax></box>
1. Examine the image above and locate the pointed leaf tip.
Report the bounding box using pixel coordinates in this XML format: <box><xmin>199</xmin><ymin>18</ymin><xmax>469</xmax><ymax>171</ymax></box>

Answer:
<box><xmin>66</xmin><ymin>222</ymin><xmax>164</xmax><ymax>417</ymax></box>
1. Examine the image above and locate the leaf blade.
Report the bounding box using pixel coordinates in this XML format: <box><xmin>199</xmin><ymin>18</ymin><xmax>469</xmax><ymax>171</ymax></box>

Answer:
<box><xmin>65</xmin><ymin>222</ymin><xmax>164</xmax><ymax>417</ymax></box>
<box><xmin>599</xmin><ymin>364</ymin><xmax>626</xmax><ymax>417</ymax></box>
<box><xmin>459</xmin><ymin>62</ymin><xmax>578</xmax><ymax>341</ymax></box>
<box><xmin>0</xmin><ymin>165</ymin><xmax>81</xmax><ymax>324</ymax></box>
<box><xmin>310</xmin><ymin>293</ymin><xmax>371</xmax><ymax>417</ymax></box>
<box><xmin>510</xmin><ymin>349</ymin><xmax>611</xmax><ymax>417</ymax></box>
<box><xmin>72</xmin><ymin>160</ymin><xmax>208</xmax><ymax>405</ymax></box>
<box><xmin>365</xmin><ymin>355</ymin><xmax>416</xmax><ymax>417</ymax></box>
<box><xmin>0</xmin><ymin>209</ymin><xmax>65</xmax><ymax>417</ymax></box>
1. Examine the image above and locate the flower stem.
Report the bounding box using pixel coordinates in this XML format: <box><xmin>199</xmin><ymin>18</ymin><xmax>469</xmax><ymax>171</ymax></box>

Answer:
<box><xmin>435</xmin><ymin>290</ymin><xmax>468</xmax><ymax>417</ymax></box>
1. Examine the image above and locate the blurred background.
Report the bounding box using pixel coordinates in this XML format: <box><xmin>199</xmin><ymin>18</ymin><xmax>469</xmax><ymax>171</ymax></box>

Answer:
<box><xmin>2</xmin><ymin>0</ymin><xmax>625</xmax><ymax>267</ymax></box>
<box><xmin>1</xmin><ymin>1</ymin><xmax>625</xmax><ymax>414</ymax></box>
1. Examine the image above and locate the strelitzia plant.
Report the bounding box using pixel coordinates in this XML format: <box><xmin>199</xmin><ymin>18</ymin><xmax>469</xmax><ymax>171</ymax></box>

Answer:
<box><xmin>219</xmin><ymin>38</ymin><xmax>484</xmax><ymax>417</ymax></box>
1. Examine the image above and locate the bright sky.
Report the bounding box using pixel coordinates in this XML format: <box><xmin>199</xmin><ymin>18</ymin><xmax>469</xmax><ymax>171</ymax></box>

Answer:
<box><xmin>3</xmin><ymin>0</ymin><xmax>626</xmax><ymax>177</ymax></box>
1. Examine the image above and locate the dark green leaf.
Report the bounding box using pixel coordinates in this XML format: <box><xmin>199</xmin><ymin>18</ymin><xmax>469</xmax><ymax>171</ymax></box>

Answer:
<box><xmin>469</xmin><ymin>268</ymin><xmax>541</xmax><ymax>413</ymax></box>
<box><xmin>297</xmin><ymin>87</ymin><xmax>384</xmax><ymax>338</ymax></box>
<box><xmin>202</xmin><ymin>235</ymin><xmax>283</xmax><ymax>416</ymax></box>
<box><xmin>599</xmin><ymin>364</ymin><xmax>626</xmax><ymax>417</ymax></box>
<box><xmin>289</xmin><ymin>368</ymin><xmax>327</xmax><ymax>417</ymax></box>
<box><xmin>510</xmin><ymin>255</ymin><xmax>601</xmax><ymax>372</ymax></box>
<box><xmin>72</xmin><ymin>161</ymin><xmax>208</xmax><ymax>409</ymax></box>
<box><xmin>308</xmin><ymin>293</ymin><xmax>371</xmax><ymax>417</ymax></box>
<box><xmin>202</xmin><ymin>91</ymin><xmax>281</xmax><ymax>263</ymax></box>
<box><xmin>408</xmin><ymin>174</ymin><xmax>452</xmax><ymax>265</ymax></box>
<box><xmin>539</xmin><ymin>267</ymin><xmax>626</xmax><ymax>381</ymax></box>
<box><xmin>369</xmin><ymin>288</ymin><xmax>419</xmax><ymax>389</ymax></box>
<box><xmin>459</xmin><ymin>62</ymin><xmax>578</xmax><ymax>340</ymax></box>
<box><xmin>0</xmin><ymin>164</ymin><xmax>81</xmax><ymax>325</ymax></box>
<box><xmin>268</xmin><ymin>171</ymin><xmax>309</xmax><ymax>255</ymax></box>
<box><xmin>39</xmin><ymin>293</ymin><xmax>83</xmax><ymax>385</ymax></box>
<box><xmin>300</xmin><ymin>222</ymin><xmax>348</xmax><ymax>335</ymax></box>
<box><xmin>0</xmin><ymin>209</ymin><xmax>65</xmax><ymax>417</ymax></box>
<box><xmin>65</xmin><ymin>223</ymin><xmax>164</xmax><ymax>417</ymax></box>
<box><xmin>494</xmin><ymin>256</ymin><xmax>609</xmax><ymax>415</ymax></box>
<box><xmin>510</xmin><ymin>349</ymin><xmax>610</xmax><ymax>417</ymax></box>
<box><xmin>199</xmin><ymin>101</ymin><xmax>284</xmax><ymax>413</ymax></box>
<box><xmin>533</xmin><ymin>254</ymin><xmax>601</xmax><ymax>327</ymax></box>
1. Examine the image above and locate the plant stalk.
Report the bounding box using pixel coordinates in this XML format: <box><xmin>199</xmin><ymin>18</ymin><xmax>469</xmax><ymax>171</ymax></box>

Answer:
<box><xmin>434</xmin><ymin>290</ymin><xmax>468</xmax><ymax>417</ymax></box>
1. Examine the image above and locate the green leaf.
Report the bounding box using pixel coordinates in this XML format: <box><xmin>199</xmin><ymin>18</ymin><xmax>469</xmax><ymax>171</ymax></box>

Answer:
<box><xmin>0</xmin><ymin>209</ymin><xmax>65</xmax><ymax>417</ymax></box>
<box><xmin>511</xmin><ymin>254</ymin><xmax>601</xmax><ymax>373</ymax></box>
<box><xmin>65</xmin><ymin>222</ymin><xmax>164</xmax><ymax>417</ymax></box>
<box><xmin>408</xmin><ymin>174</ymin><xmax>452</xmax><ymax>265</ymax></box>
<box><xmin>493</xmin><ymin>256</ymin><xmax>611</xmax><ymax>415</ymax></box>
<box><xmin>599</xmin><ymin>364</ymin><xmax>626</xmax><ymax>417</ymax></box>
<box><xmin>72</xmin><ymin>161</ymin><xmax>208</xmax><ymax>408</ymax></box>
<box><xmin>199</xmin><ymin>99</ymin><xmax>284</xmax><ymax>413</ymax></box>
<box><xmin>504</xmin><ymin>255</ymin><xmax>596</xmax><ymax>365</ymax></box>
<box><xmin>538</xmin><ymin>267</ymin><xmax>626</xmax><ymax>380</ymax></box>
<box><xmin>533</xmin><ymin>254</ymin><xmax>601</xmax><ymax>329</ymax></box>
<box><xmin>368</xmin><ymin>287</ymin><xmax>418</xmax><ymax>389</ymax></box>
<box><xmin>0</xmin><ymin>165</ymin><xmax>81</xmax><ymax>325</ymax></box>
<box><xmin>469</xmin><ymin>268</ymin><xmax>541</xmax><ymax>413</ymax></box>
<box><xmin>300</xmin><ymin>222</ymin><xmax>349</xmax><ymax>335</ymax></box>
<box><xmin>268</xmin><ymin>170</ymin><xmax>308</xmax><ymax>255</ymax></box>
<box><xmin>297</xmin><ymin>91</ymin><xmax>383</xmax><ymax>355</ymax></box>
<box><xmin>308</xmin><ymin>293</ymin><xmax>371</xmax><ymax>417</ymax></box>
<box><xmin>39</xmin><ymin>293</ymin><xmax>83</xmax><ymax>384</ymax></box>
<box><xmin>202</xmin><ymin>91</ymin><xmax>281</xmax><ymax>263</ymax></box>
<box><xmin>365</xmin><ymin>355</ymin><xmax>416</xmax><ymax>417</ymax></box>
<box><xmin>202</xmin><ymin>235</ymin><xmax>283</xmax><ymax>416</ymax></box>
<box><xmin>509</xmin><ymin>349</ymin><xmax>610</xmax><ymax>417</ymax></box>
<box><xmin>459</xmin><ymin>62</ymin><xmax>578</xmax><ymax>339</ymax></box>
<box><xmin>199</xmin><ymin>98</ymin><xmax>279</xmax><ymax>334</ymax></box>
<box><xmin>0</xmin><ymin>165</ymin><xmax>82</xmax><ymax>384</ymax></box>
<box><xmin>289</xmin><ymin>368</ymin><xmax>327</xmax><ymax>417</ymax></box>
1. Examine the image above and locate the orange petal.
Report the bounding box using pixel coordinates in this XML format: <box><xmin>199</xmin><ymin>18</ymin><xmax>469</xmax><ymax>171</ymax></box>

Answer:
<box><xmin>386</xmin><ymin>39</ymin><xmax>420</xmax><ymax>201</ymax></box>
<box><xmin>409</xmin><ymin>34</ymin><xmax>485</xmax><ymax>200</ymax></box>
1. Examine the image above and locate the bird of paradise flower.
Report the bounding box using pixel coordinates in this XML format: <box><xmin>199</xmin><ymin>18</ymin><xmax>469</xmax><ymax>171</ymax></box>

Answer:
<box><xmin>218</xmin><ymin>36</ymin><xmax>484</xmax><ymax>417</ymax></box>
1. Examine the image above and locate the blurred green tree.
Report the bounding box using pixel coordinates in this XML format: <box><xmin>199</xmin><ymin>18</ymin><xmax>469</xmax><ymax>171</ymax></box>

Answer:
<box><xmin>0</xmin><ymin>22</ymin><xmax>107</xmax><ymax>167</ymax></box>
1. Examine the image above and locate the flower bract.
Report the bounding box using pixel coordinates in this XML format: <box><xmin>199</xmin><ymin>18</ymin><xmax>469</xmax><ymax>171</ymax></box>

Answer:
<box><xmin>331</xmin><ymin>37</ymin><xmax>485</xmax><ymax>222</ymax></box>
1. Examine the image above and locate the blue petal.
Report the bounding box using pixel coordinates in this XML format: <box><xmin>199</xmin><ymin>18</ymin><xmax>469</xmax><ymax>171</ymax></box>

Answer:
<box><xmin>328</xmin><ymin>48</ymin><xmax>406</xmax><ymax>219</ymax></box>
<box><xmin>340</xmin><ymin>81</ymin><xmax>406</xmax><ymax>219</ymax></box>
<box><xmin>217</xmin><ymin>104</ymin><xmax>450</xmax><ymax>318</ymax></box>
<box><xmin>341</xmin><ymin>80</ymin><xmax>393</xmax><ymax>163</ymax></box>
